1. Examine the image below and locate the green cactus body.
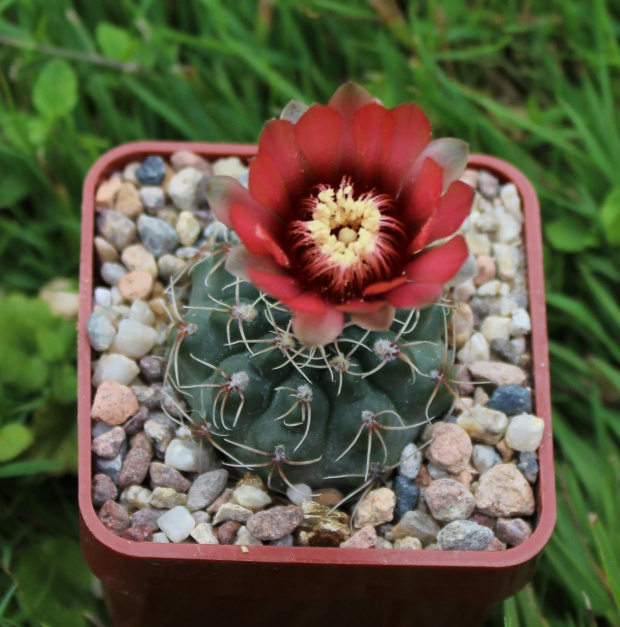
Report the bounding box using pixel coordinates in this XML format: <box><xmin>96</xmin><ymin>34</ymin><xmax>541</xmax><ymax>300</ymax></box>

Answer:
<box><xmin>167</xmin><ymin>245</ymin><xmax>453</xmax><ymax>492</ymax></box>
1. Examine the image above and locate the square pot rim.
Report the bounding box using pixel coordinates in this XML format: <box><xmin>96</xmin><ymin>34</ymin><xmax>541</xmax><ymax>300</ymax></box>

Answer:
<box><xmin>78</xmin><ymin>140</ymin><xmax>555</xmax><ymax>572</ymax></box>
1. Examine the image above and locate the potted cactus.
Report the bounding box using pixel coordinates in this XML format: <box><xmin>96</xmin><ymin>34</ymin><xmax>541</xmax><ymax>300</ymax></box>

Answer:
<box><xmin>79</xmin><ymin>83</ymin><xmax>555</xmax><ymax>626</ymax></box>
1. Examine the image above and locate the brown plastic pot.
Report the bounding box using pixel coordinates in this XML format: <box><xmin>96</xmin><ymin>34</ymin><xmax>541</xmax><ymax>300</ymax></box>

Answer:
<box><xmin>78</xmin><ymin>142</ymin><xmax>555</xmax><ymax>627</ymax></box>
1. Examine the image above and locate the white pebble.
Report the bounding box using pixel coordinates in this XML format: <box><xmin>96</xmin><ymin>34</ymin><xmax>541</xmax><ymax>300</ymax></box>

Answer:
<box><xmin>152</xmin><ymin>532</ymin><xmax>169</xmax><ymax>543</ymax></box>
<box><xmin>190</xmin><ymin>522</ymin><xmax>219</xmax><ymax>545</ymax></box>
<box><xmin>129</xmin><ymin>300</ymin><xmax>156</xmax><ymax>327</ymax></box>
<box><xmin>499</xmin><ymin>296</ymin><xmax>519</xmax><ymax>316</ymax></box>
<box><xmin>493</xmin><ymin>244</ymin><xmax>521</xmax><ymax>281</ymax></box>
<box><xmin>500</xmin><ymin>184</ymin><xmax>522</xmax><ymax>220</ymax></box>
<box><xmin>157</xmin><ymin>506</ymin><xmax>196</xmax><ymax>543</ymax></box>
<box><xmin>477</xmin><ymin>279</ymin><xmax>501</xmax><ymax>296</ymax></box>
<box><xmin>457</xmin><ymin>406</ymin><xmax>508</xmax><ymax>445</ymax></box>
<box><xmin>233</xmin><ymin>485</ymin><xmax>271</xmax><ymax>512</ymax></box>
<box><xmin>481</xmin><ymin>316</ymin><xmax>512</xmax><ymax>343</ymax></box>
<box><xmin>94</xmin><ymin>287</ymin><xmax>112</xmax><ymax>308</ymax></box>
<box><xmin>511</xmin><ymin>308</ymin><xmax>531</xmax><ymax>336</ymax></box>
<box><xmin>213</xmin><ymin>157</ymin><xmax>246</xmax><ymax>179</ymax></box>
<box><xmin>399</xmin><ymin>443</ymin><xmax>423</xmax><ymax>479</ymax></box>
<box><xmin>92</xmin><ymin>353</ymin><xmax>139</xmax><ymax>386</ymax></box>
<box><xmin>457</xmin><ymin>332</ymin><xmax>490</xmax><ymax>363</ymax></box>
<box><xmin>427</xmin><ymin>462</ymin><xmax>449</xmax><ymax>479</ymax></box>
<box><xmin>168</xmin><ymin>167</ymin><xmax>203</xmax><ymax>211</ymax></box>
<box><xmin>465</xmin><ymin>232</ymin><xmax>491</xmax><ymax>256</ymax></box>
<box><xmin>235</xmin><ymin>526</ymin><xmax>263</xmax><ymax>546</ymax></box>
<box><xmin>176</xmin><ymin>211</ymin><xmax>201</xmax><ymax>246</ymax></box>
<box><xmin>496</xmin><ymin>214</ymin><xmax>522</xmax><ymax>244</ymax></box>
<box><xmin>505</xmin><ymin>414</ymin><xmax>545</xmax><ymax>452</ymax></box>
<box><xmin>472</xmin><ymin>445</ymin><xmax>502</xmax><ymax>474</ymax></box>
<box><xmin>120</xmin><ymin>485</ymin><xmax>152</xmax><ymax>509</ymax></box>
<box><xmin>110</xmin><ymin>319</ymin><xmax>157</xmax><ymax>360</ymax></box>
<box><xmin>110</xmin><ymin>286</ymin><xmax>124</xmax><ymax>306</ymax></box>
<box><xmin>287</xmin><ymin>484</ymin><xmax>313</xmax><ymax>505</ymax></box>
<box><xmin>165</xmin><ymin>438</ymin><xmax>214</xmax><ymax>473</ymax></box>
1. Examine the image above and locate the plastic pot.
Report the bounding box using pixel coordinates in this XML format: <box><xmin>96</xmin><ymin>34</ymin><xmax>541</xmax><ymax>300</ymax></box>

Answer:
<box><xmin>78</xmin><ymin>142</ymin><xmax>555</xmax><ymax>627</ymax></box>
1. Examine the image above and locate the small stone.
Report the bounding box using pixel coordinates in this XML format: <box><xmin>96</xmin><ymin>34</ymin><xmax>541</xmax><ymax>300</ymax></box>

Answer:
<box><xmin>114</xmin><ymin>182</ymin><xmax>143</xmax><ymax>219</ymax></box>
<box><xmin>472</xmin><ymin>444</ymin><xmax>503</xmax><ymax>475</ymax></box>
<box><xmin>392</xmin><ymin>476</ymin><xmax>420</xmax><ymax>523</ymax></box>
<box><xmin>91</xmin><ymin>381</ymin><xmax>139</xmax><ymax>425</ymax></box>
<box><xmin>457</xmin><ymin>332</ymin><xmax>490</xmax><ymax>363</ymax></box>
<box><xmin>287</xmin><ymin>483</ymin><xmax>313</xmax><ymax>505</ymax></box>
<box><xmin>96</xmin><ymin>177</ymin><xmax>122</xmax><ymax>209</ymax></box>
<box><xmin>149</xmin><ymin>462</ymin><xmax>191</xmax><ymax>493</ymax></box>
<box><xmin>474</xmin><ymin>463</ymin><xmax>535</xmax><ymax>517</ymax></box>
<box><xmin>485</xmin><ymin>537</ymin><xmax>507</xmax><ymax>551</ymax></box>
<box><xmin>94</xmin><ymin>441</ymin><xmax>127</xmax><ymax>485</ymax></box>
<box><xmin>136</xmin><ymin>156</ymin><xmax>166</xmax><ymax>185</ymax></box>
<box><xmin>393</xmin><ymin>536</ymin><xmax>423</xmax><ymax>550</ymax></box>
<box><xmin>187</xmin><ymin>469</ymin><xmax>228</xmax><ymax>511</ymax></box>
<box><xmin>87</xmin><ymin>312</ymin><xmax>116</xmax><ymax>351</ymax></box>
<box><xmin>340</xmin><ymin>525</ymin><xmax>377</xmax><ymax>549</ymax></box>
<box><xmin>157</xmin><ymin>254</ymin><xmax>186</xmax><ymax>282</ymax></box>
<box><xmin>213</xmin><ymin>503</ymin><xmax>253</xmax><ymax>525</ymax></box>
<box><xmin>413</xmin><ymin>465</ymin><xmax>433</xmax><ymax>489</ymax></box>
<box><xmin>110</xmin><ymin>318</ymin><xmax>157</xmax><ymax>360</ymax></box>
<box><xmin>168</xmin><ymin>167</ymin><xmax>204</xmax><ymax>211</ymax></box>
<box><xmin>150</xmin><ymin>487</ymin><xmax>188</xmax><ymax>509</ymax></box>
<box><xmin>122</xmin><ymin>524</ymin><xmax>153</xmax><ymax>542</ymax></box>
<box><xmin>511</xmin><ymin>308</ymin><xmax>531</xmax><ymax>336</ymax></box>
<box><xmin>217</xmin><ymin>520</ymin><xmax>242</xmax><ymax>545</ymax></box>
<box><xmin>469</xmin><ymin>512</ymin><xmax>496</xmax><ymax>529</ymax></box>
<box><xmin>121</xmin><ymin>244</ymin><xmax>157</xmax><ymax>278</ymax></box>
<box><xmin>233</xmin><ymin>485</ymin><xmax>272</xmax><ymax>512</ymax></box>
<box><xmin>92</xmin><ymin>474</ymin><xmax>118</xmax><ymax>507</ymax></box>
<box><xmin>454</xmin><ymin>278</ymin><xmax>476</xmax><ymax>302</ymax></box>
<box><xmin>96</xmin><ymin>210</ymin><xmax>137</xmax><ymax>251</ymax></box>
<box><xmin>246</xmin><ymin>505</ymin><xmax>304</xmax><ymax>541</ymax></box>
<box><xmin>298</xmin><ymin>501</ymin><xmax>350</xmax><ymax>547</ymax></box>
<box><xmin>118</xmin><ymin>270</ymin><xmax>153</xmax><ymax>302</ymax></box>
<box><xmin>152</xmin><ymin>533</ymin><xmax>169</xmax><ymax>543</ymax></box>
<box><xmin>207</xmin><ymin>488</ymin><xmax>233</xmax><ymax>514</ymax></box>
<box><xmin>478</xmin><ymin>279</ymin><xmax>502</xmax><ymax>297</ymax></box>
<box><xmin>313</xmin><ymin>488</ymin><xmax>344</xmax><ymax>508</ymax></box>
<box><xmin>496</xmin><ymin>439</ymin><xmax>515</xmax><ymax>463</ymax></box>
<box><xmin>122</xmin><ymin>162</ymin><xmax>140</xmax><ymax>184</ymax></box>
<box><xmin>171</xmin><ymin>151</ymin><xmax>212</xmax><ymax>173</ymax></box>
<box><xmin>427</xmin><ymin>462</ymin><xmax>449</xmax><ymax>479</ymax></box>
<box><xmin>164</xmin><ymin>438</ymin><xmax>214</xmax><ymax>473</ymax></box>
<box><xmin>118</xmin><ymin>446</ymin><xmax>152</xmax><ymax>488</ymax></box>
<box><xmin>120</xmin><ymin>485</ymin><xmax>152</xmax><ymax>509</ymax></box>
<box><xmin>213</xmin><ymin>157</ymin><xmax>246</xmax><ymax>178</ymax></box>
<box><xmin>386</xmin><ymin>510</ymin><xmax>440</xmax><ymax>545</ymax></box>
<box><xmin>100</xmin><ymin>262</ymin><xmax>127</xmax><ymax>286</ymax></box>
<box><xmin>128</xmin><ymin>300</ymin><xmax>156</xmax><ymax>327</ymax></box>
<box><xmin>490</xmin><ymin>338</ymin><xmax>527</xmax><ymax>366</ymax></box>
<box><xmin>426</xmin><ymin>423</ymin><xmax>473</xmax><ymax>473</ymax></box>
<box><xmin>468</xmin><ymin>361</ymin><xmax>527</xmax><ymax>386</ymax></box>
<box><xmin>456</xmin><ymin>406</ymin><xmax>508</xmax><ymax>445</ymax></box>
<box><xmin>399</xmin><ymin>443</ymin><xmax>423</xmax><ymax>479</ymax></box>
<box><xmin>131</xmin><ymin>384</ymin><xmax>162</xmax><ymax>410</ymax></box>
<box><xmin>175</xmin><ymin>211</ymin><xmax>201</xmax><ymax>246</ymax></box>
<box><xmin>129</xmin><ymin>431</ymin><xmax>153</xmax><ymax>455</ymax></box>
<box><xmin>94</xmin><ymin>237</ymin><xmax>119</xmax><ymax>263</ymax></box>
<box><xmin>191</xmin><ymin>522</ymin><xmax>219</xmax><ymax>545</ymax></box>
<box><xmin>486</xmin><ymin>385</ymin><xmax>532</xmax><ymax>415</ymax></box>
<box><xmin>496</xmin><ymin>214</ymin><xmax>521</xmax><ymax>244</ymax></box>
<box><xmin>475</xmin><ymin>255</ymin><xmax>496</xmax><ymax>285</ymax></box>
<box><xmin>131</xmin><ymin>507</ymin><xmax>162</xmax><ymax>531</ymax></box>
<box><xmin>92</xmin><ymin>426</ymin><xmax>126</xmax><ymax>459</ymax></box>
<box><xmin>493</xmin><ymin>243</ymin><xmax>521</xmax><ymax>280</ymax></box>
<box><xmin>481</xmin><ymin>316</ymin><xmax>512</xmax><ymax>343</ymax></box>
<box><xmin>139</xmin><ymin>186</ymin><xmax>166</xmax><ymax>212</ymax></box>
<box><xmin>505</xmin><ymin>414</ymin><xmax>545</xmax><ymax>452</ymax></box>
<box><xmin>144</xmin><ymin>418</ymin><xmax>175</xmax><ymax>457</ymax></box>
<box><xmin>424</xmin><ymin>478</ymin><xmax>475</xmax><ymax>522</ymax></box>
<box><xmin>137</xmin><ymin>215</ymin><xmax>180</xmax><ymax>257</ymax></box>
<box><xmin>139</xmin><ymin>356</ymin><xmax>166</xmax><ymax>383</ymax></box>
<box><xmin>375</xmin><ymin>538</ymin><xmax>393</xmax><ymax>550</ymax></box>
<box><xmin>98</xmin><ymin>500</ymin><xmax>130</xmax><ymax>536</ymax></box>
<box><xmin>268</xmin><ymin>534</ymin><xmax>294</xmax><ymax>547</ymax></box>
<box><xmin>465</xmin><ymin>232</ymin><xmax>491</xmax><ymax>256</ymax></box>
<box><xmin>478</xmin><ymin>170</ymin><xmax>499</xmax><ymax>198</ymax></box>
<box><xmin>191</xmin><ymin>511</ymin><xmax>211</xmax><ymax>525</ymax></box>
<box><xmin>495</xmin><ymin>517</ymin><xmax>532</xmax><ymax>546</ymax></box>
<box><xmin>157</xmin><ymin>505</ymin><xmax>195</xmax><ymax>542</ymax></box>
<box><xmin>450</xmin><ymin>302</ymin><xmax>474</xmax><ymax>350</ymax></box>
<box><xmin>94</xmin><ymin>287</ymin><xmax>112</xmax><ymax>308</ymax></box>
<box><xmin>518</xmin><ymin>452</ymin><xmax>539</xmax><ymax>483</ymax></box>
<box><xmin>353</xmin><ymin>488</ymin><xmax>396</xmax><ymax>528</ymax></box>
<box><xmin>438</xmin><ymin>520</ymin><xmax>494</xmax><ymax>550</ymax></box>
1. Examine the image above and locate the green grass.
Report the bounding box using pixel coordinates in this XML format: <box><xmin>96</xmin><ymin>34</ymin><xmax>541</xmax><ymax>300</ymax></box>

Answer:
<box><xmin>1</xmin><ymin>0</ymin><xmax>619</xmax><ymax>624</ymax></box>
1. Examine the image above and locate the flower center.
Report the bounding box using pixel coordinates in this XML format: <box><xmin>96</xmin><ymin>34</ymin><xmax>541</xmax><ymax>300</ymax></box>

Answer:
<box><xmin>286</xmin><ymin>177</ymin><xmax>406</xmax><ymax>303</ymax></box>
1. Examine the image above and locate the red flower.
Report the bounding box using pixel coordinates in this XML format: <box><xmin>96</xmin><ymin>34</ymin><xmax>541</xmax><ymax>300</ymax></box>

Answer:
<box><xmin>206</xmin><ymin>83</ymin><xmax>474</xmax><ymax>347</ymax></box>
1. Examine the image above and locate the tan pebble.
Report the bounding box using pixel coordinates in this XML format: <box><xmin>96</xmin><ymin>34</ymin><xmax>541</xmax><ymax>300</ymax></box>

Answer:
<box><xmin>426</xmin><ymin>423</ymin><xmax>473</xmax><ymax>473</ymax></box>
<box><xmin>340</xmin><ymin>525</ymin><xmax>377</xmax><ymax>549</ymax></box>
<box><xmin>118</xmin><ymin>270</ymin><xmax>153</xmax><ymax>301</ymax></box>
<box><xmin>353</xmin><ymin>488</ymin><xmax>396</xmax><ymax>528</ymax></box>
<box><xmin>95</xmin><ymin>176</ymin><xmax>122</xmax><ymax>209</ymax></box>
<box><xmin>114</xmin><ymin>182</ymin><xmax>143</xmax><ymax>219</ymax></box>
<box><xmin>495</xmin><ymin>438</ymin><xmax>514</xmax><ymax>462</ymax></box>
<box><xmin>468</xmin><ymin>361</ymin><xmax>527</xmax><ymax>386</ymax></box>
<box><xmin>450</xmin><ymin>302</ymin><xmax>474</xmax><ymax>350</ymax></box>
<box><xmin>453</xmin><ymin>278</ymin><xmax>476</xmax><ymax>302</ymax></box>
<box><xmin>313</xmin><ymin>487</ymin><xmax>344</xmax><ymax>508</ymax></box>
<box><xmin>121</xmin><ymin>244</ymin><xmax>158</xmax><ymax>278</ymax></box>
<box><xmin>122</xmin><ymin>161</ymin><xmax>141</xmax><ymax>184</ymax></box>
<box><xmin>161</xmin><ymin>164</ymin><xmax>176</xmax><ymax>193</ymax></box>
<box><xmin>474</xmin><ymin>387</ymin><xmax>490</xmax><ymax>406</ymax></box>
<box><xmin>170</xmin><ymin>151</ymin><xmax>213</xmax><ymax>173</ymax></box>
<box><xmin>453</xmin><ymin>397</ymin><xmax>475</xmax><ymax>414</ymax></box>
<box><xmin>217</xmin><ymin>520</ymin><xmax>241</xmax><ymax>545</ymax></box>
<box><xmin>474</xmin><ymin>464</ymin><xmax>535</xmax><ymax>517</ymax></box>
<box><xmin>94</xmin><ymin>236</ymin><xmax>119</xmax><ymax>263</ymax></box>
<box><xmin>454</xmin><ymin>469</ymin><xmax>474</xmax><ymax>488</ymax></box>
<box><xmin>148</xmin><ymin>297</ymin><xmax>167</xmax><ymax>317</ymax></box>
<box><xmin>91</xmin><ymin>380</ymin><xmax>139</xmax><ymax>425</ymax></box>
<box><xmin>414</xmin><ymin>464</ymin><xmax>433</xmax><ymax>488</ymax></box>
<box><xmin>393</xmin><ymin>536</ymin><xmax>423</xmax><ymax>550</ymax></box>
<box><xmin>474</xmin><ymin>255</ymin><xmax>496</xmax><ymax>285</ymax></box>
<box><xmin>157</xmin><ymin>207</ymin><xmax>179</xmax><ymax>227</ymax></box>
<box><xmin>207</xmin><ymin>488</ymin><xmax>234</xmax><ymax>514</ymax></box>
<box><xmin>176</xmin><ymin>211</ymin><xmax>201</xmax><ymax>246</ymax></box>
<box><xmin>484</xmin><ymin>536</ymin><xmax>507</xmax><ymax>551</ymax></box>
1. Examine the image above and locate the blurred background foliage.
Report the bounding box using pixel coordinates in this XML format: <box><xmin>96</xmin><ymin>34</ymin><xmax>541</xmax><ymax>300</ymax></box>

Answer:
<box><xmin>0</xmin><ymin>0</ymin><xmax>619</xmax><ymax>625</ymax></box>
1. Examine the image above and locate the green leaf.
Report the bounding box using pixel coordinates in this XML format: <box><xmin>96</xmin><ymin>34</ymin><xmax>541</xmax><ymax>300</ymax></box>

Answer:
<box><xmin>0</xmin><ymin>459</ymin><xmax>61</xmax><ymax>478</ymax></box>
<box><xmin>96</xmin><ymin>22</ymin><xmax>137</xmax><ymax>62</ymax></box>
<box><xmin>545</xmin><ymin>216</ymin><xmax>596</xmax><ymax>252</ymax></box>
<box><xmin>0</xmin><ymin>423</ymin><xmax>33</xmax><ymax>462</ymax></box>
<box><xmin>0</xmin><ymin>174</ymin><xmax>30</xmax><ymax>209</ymax></box>
<box><xmin>601</xmin><ymin>187</ymin><xmax>620</xmax><ymax>246</ymax></box>
<box><xmin>32</xmin><ymin>60</ymin><xmax>78</xmax><ymax>120</ymax></box>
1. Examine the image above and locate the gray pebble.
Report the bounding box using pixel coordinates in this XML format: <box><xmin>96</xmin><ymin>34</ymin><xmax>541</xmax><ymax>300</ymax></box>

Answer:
<box><xmin>131</xmin><ymin>507</ymin><xmax>163</xmax><ymax>531</ymax></box>
<box><xmin>187</xmin><ymin>469</ymin><xmax>228</xmax><ymax>511</ymax></box>
<box><xmin>139</xmin><ymin>355</ymin><xmax>167</xmax><ymax>383</ymax></box>
<box><xmin>92</xmin><ymin>473</ymin><xmax>118</xmax><ymax>508</ymax></box>
<box><xmin>144</xmin><ymin>417</ymin><xmax>175</xmax><ymax>458</ymax></box>
<box><xmin>518</xmin><ymin>451</ymin><xmax>539</xmax><ymax>483</ymax></box>
<box><xmin>92</xmin><ymin>426</ymin><xmax>126</xmax><ymax>459</ymax></box>
<box><xmin>87</xmin><ymin>312</ymin><xmax>116</xmax><ymax>351</ymax></box>
<box><xmin>122</xmin><ymin>406</ymin><xmax>149</xmax><ymax>436</ymax></box>
<box><xmin>472</xmin><ymin>444</ymin><xmax>503</xmax><ymax>475</ymax></box>
<box><xmin>100</xmin><ymin>262</ymin><xmax>127</xmax><ymax>286</ymax></box>
<box><xmin>97</xmin><ymin>210</ymin><xmax>137</xmax><ymax>251</ymax></box>
<box><xmin>486</xmin><ymin>385</ymin><xmax>532</xmax><ymax>415</ymax></box>
<box><xmin>490</xmin><ymin>338</ymin><xmax>527</xmax><ymax>366</ymax></box>
<box><xmin>94</xmin><ymin>439</ymin><xmax>128</xmax><ymax>484</ymax></box>
<box><xmin>139</xmin><ymin>186</ymin><xmax>166</xmax><ymax>213</ymax></box>
<box><xmin>267</xmin><ymin>534</ymin><xmax>294</xmax><ymax>547</ymax></box>
<box><xmin>131</xmin><ymin>384</ymin><xmax>162</xmax><ymax>409</ymax></box>
<box><xmin>137</xmin><ymin>215</ymin><xmax>179</xmax><ymax>257</ymax></box>
<box><xmin>136</xmin><ymin>156</ymin><xmax>166</xmax><ymax>185</ymax></box>
<box><xmin>392</xmin><ymin>476</ymin><xmax>420</xmax><ymax>523</ymax></box>
<box><xmin>437</xmin><ymin>520</ymin><xmax>494</xmax><ymax>550</ymax></box>
<box><xmin>149</xmin><ymin>462</ymin><xmax>192</xmax><ymax>493</ymax></box>
<box><xmin>478</xmin><ymin>170</ymin><xmax>500</xmax><ymax>199</ymax></box>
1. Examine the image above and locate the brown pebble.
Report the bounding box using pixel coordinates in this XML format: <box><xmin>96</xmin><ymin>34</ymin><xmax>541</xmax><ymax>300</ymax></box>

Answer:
<box><xmin>150</xmin><ymin>462</ymin><xmax>192</xmax><ymax>493</ymax></box>
<box><xmin>130</xmin><ymin>430</ymin><xmax>154</xmax><ymax>455</ymax></box>
<box><xmin>495</xmin><ymin>438</ymin><xmax>514</xmax><ymax>462</ymax></box>
<box><xmin>118</xmin><ymin>270</ymin><xmax>153</xmax><ymax>301</ymax></box>
<box><xmin>94</xmin><ymin>236</ymin><xmax>119</xmax><ymax>263</ymax></box>
<box><xmin>91</xmin><ymin>380</ymin><xmax>139</xmax><ymax>426</ymax></box>
<box><xmin>123</xmin><ymin>406</ymin><xmax>149</xmax><ymax>435</ymax></box>
<box><xmin>115</xmin><ymin>182</ymin><xmax>143</xmax><ymax>219</ymax></box>
<box><xmin>92</xmin><ymin>426</ymin><xmax>126</xmax><ymax>459</ymax></box>
<box><xmin>454</xmin><ymin>469</ymin><xmax>474</xmax><ymax>489</ymax></box>
<box><xmin>414</xmin><ymin>464</ymin><xmax>433</xmax><ymax>488</ymax></box>
<box><xmin>340</xmin><ymin>525</ymin><xmax>377</xmax><ymax>549</ymax></box>
<box><xmin>426</xmin><ymin>423</ymin><xmax>473</xmax><ymax>473</ymax></box>
<box><xmin>484</xmin><ymin>536</ymin><xmax>507</xmax><ymax>551</ymax></box>
<box><xmin>217</xmin><ymin>520</ymin><xmax>242</xmax><ymax>544</ymax></box>
<box><xmin>92</xmin><ymin>474</ymin><xmax>118</xmax><ymax>508</ymax></box>
<box><xmin>469</xmin><ymin>511</ymin><xmax>496</xmax><ymax>529</ymax></box>
<box><xmin>118</xmin><ymin>446</ymin><xmax>152</xmax><ymax>488</ymax></box>
<box><xmin>246</xmin><ymin>506</ymin><xmax>304</xmax><ymax>541</ymax></box>
<box><xmin>98</xmin><ymin>500</ymin><xmax>130</xmax><ymax>536</ymax></box>
<box><xmin>474</xmin><ymin>255</ymin><xmax>496</xmax><ymax>285</ymax></box>
<box><xmin>207</xmin><ymin>488</ymin><xmax>233</xmax><ymax>514</ymax></box>
<box><xmin>122</xmin><ymin>523</ymin><xmax>153</xmax><ymax>542</ymax></box>
<box><xmin>468</xmin><ymin>361</ymin><xmax>527</xmax><ymax>387</ymax></box>
<box><xmin>96</xmin><ymin>177</ymin><xmax>122</xmax><ymax>209</ymax></box>
<box><xmin>313</xmin><ymin>487</ymin><xmax>344</xmax><ymax>508</ymax></box>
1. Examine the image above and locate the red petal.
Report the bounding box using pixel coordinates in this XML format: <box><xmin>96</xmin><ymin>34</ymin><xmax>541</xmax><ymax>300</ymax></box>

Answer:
<box><xmin>380</xmin><ymin>103</ymin><xmax>431</xmax><ymax>195</ymax></box>
<box><xmin>204</xmin><ymin>176</ymin><xmax>260</xmax><ymax>228</ymax></box>
<box><xmin>257</xmin><ymin>119</ymin><xmax>307</xmax><ymax>198</ymax></box>
<box><xmin>384</xmin><ymin>282</ymin><xmax>444</xmax><ymax>308</ymax></box>
<box><xmin>255</xmin><ymin>225</ymin><xmax>291</xmax><ymax>268</ymax></box>
<box><xmin>353</xmin><ymin>103</ymin><xmax>388</xmax><ymax>188</ymax></box>
<box><xmin>294</xmin><ymin>104</ymin><xmax>342</xmax><ymax>184</ymax></box>
<box><xmin>362</xmin><ymin>275</ymin><xmax>407</xmax><ymax>297</ymax></box>
<box><xmin>246</xmin><ymin>267</ymin><xmax>302</xmax><ymax>302</ymax></box>
<box><xmin>425</xmin><ymin>181</ymin><xmax>474</xmax><ymax>245</ymax></box>
<box><xmin>402</xmin><ymin>157</ymin><xmax>443</xmax><ymax>225</ymax></box>
<box><xmin>283</xmin><ymin>292</ymin><xmax>328</xmax><ymax>314</ymax></box>
<box><xmin>407</xmin><ymin>214</ymin><xmax>436</xmax><ymax>254</ymax></box>
<box><xmin>224</xmin><ymin>245</ymin><xmax>284</xmax><ymax>281</ymax></box>
<box><xmin>248</xmin><ymin>152</ymin><xmax>292</xmax><ymax>219</ymax></box>
<box><xmin>404</xmin><ymin>236</ymin><xmax>469</xmax><ymax>283</ymax></box>
<box><xmin>292</xmin><ymin>308</ymin><xmax>345</xmax><ymax>347</ymax></box>
<box><xmin>335</xmin><ymin>300</ymin><xmax>386</xmax><ymax>314</ymax></box>
<box><xmin>229</xmin><ymin>202</ymin><xmax>283</xmax><ymax>256</ymax></box>
<box><xmin>351</xmin><ymin>302</ymin><xmax>396</xmax><ymax>331</ymax></box>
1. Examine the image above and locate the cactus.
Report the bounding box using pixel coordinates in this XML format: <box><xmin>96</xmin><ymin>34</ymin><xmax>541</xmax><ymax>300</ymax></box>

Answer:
<box><xmin>163</xmin><ymin>82</ymin><xmax>475</xmax><ymax>495</ymax></box>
